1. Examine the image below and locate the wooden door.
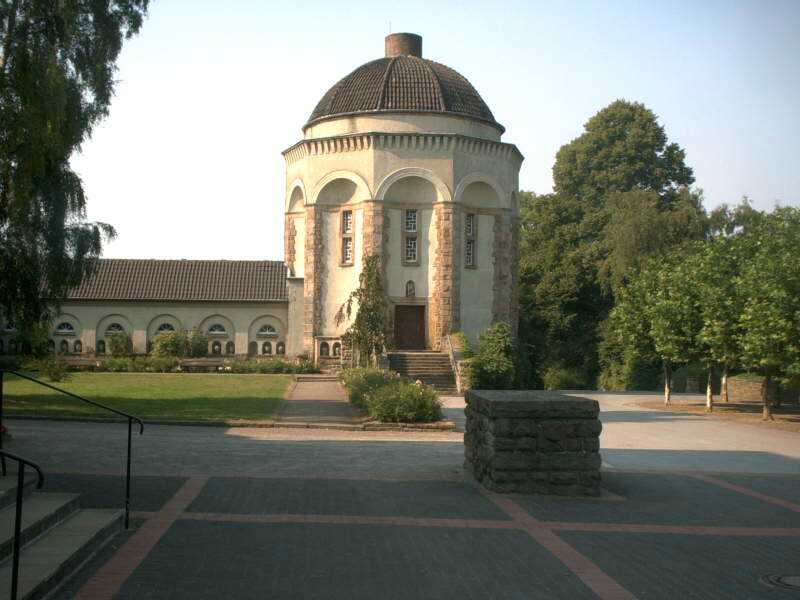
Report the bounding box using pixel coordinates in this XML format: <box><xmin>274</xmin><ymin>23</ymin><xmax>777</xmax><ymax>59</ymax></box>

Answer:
<box><xmin>394</xmin><ymin>305</ymin><xmax>426</xmax><ymax>349</ymax></box>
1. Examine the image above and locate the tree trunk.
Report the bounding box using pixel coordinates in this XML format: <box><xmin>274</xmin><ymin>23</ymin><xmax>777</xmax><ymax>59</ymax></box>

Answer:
<box><xmin>762</xmin><ymin>374</ymin><xmax>774</xmax><ymax>421</ymax></box>
<box><xmin>705</xmin><ymin>369</ymin><xmax>714</xmax><ymax>412</ymax></box>
<box><xmin>0</xmin><ymin>0</ymin><xmax>20</xmax><ymax>75</ymax></box>
<box><xmin>721</xmin><ymin>367</ymin><xmax>729</xmax><ymax>402</ymax></box>
<box><xmin>663</xmin><ymin>361</ymin><xmax>672</xmax><ymax>405</ymax></box>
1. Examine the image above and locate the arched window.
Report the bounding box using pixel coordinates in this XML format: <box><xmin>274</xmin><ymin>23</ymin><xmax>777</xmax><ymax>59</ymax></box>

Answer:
<box><xmin>262</xmin><ymin>341</ymin><xmax>272</xmax><ymax>355</ymax></box>
<box><xmin>211</xmin><ymin>340</ymin><xmax>222</xmax><ymax>355</ymax></box>
<box><xmin>257</xmin><ymin>324</ymin><xmax>278</xmax><ymax>338</ymax></box>
<box><xmin>74</xmin><ymin>340</ymin><xmax>82</xmax><ymax>354</ymax></box>
<box><xmin>332</xmin><ymin>342</ymin><xmax>341</xmax><ymax>357</ymax></box>
<box><xmin>248</xmin><ymin>341</ymin><xmax>257</xmax><ymax>357</ymax></box>
<box><xmin>208</xmin><ymin>323</ymin><xmax>226</xmax><ymax>335</ymax></box>
<box><xmin>106</xmin><ymin>323</ymin><xmax>124</xmax><ymax>334</ymax></box>
<box><xmin>96</xmin><ymin>340</ymin><xmax>106</xmax><ymax>354</ymax></box>
<box><xmin>405</xmin><ymin>280</ymin><xmax>415</xmax><ymax>298</ymax></box>
<box><xmin>56</xmin><ymin>322</ymin><xmax>75</xmax><ymax>335</ymax></box>
<box><xmin>276</xmin><ymin>342</ymin><xmax>285</xmax><ymax>355</ymax></box>
<box><xmin>225</xmin><ymin>341</ymin><xmax>235</xmax><ymax>355</ymax></box>
<box><xmin>59</xmin><ymin>339</ymin><xmax>69</xmax><ymax>354</ymax></box>
<box><xmin>320</xmin><ymin>341</ymin><xmax>330</xmax><ymax>357</ymax></box>
<box><xmin>156</xmin><ymin>323</ymin><xmax>175</xmax><ymax>335</ymax></box>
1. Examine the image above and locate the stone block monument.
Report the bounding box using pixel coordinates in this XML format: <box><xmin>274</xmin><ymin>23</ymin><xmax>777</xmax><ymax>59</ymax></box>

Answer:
<box><xmin>464</xmin><ymin>390</ymin><xmax>602</xmax><ymax>496</ymax></box>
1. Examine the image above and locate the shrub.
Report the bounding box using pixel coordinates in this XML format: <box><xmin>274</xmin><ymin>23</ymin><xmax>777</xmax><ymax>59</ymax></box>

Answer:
<box><xmin>37</xmin><ymin>358</ymin><xmax>69</xmax><ymax>382</ymax></box>
<box><xmin>470</xmin><ymin>323</ymin><xmax>516</xmax><ymax>390</ymax></box>
<box><xmin>188</xmin><ymin>329</ymin><xmax>209</xmax><ymax>358</ymax></box>
<box><xmin>0</xmin><ymin>355</ymin><xmax>22</xmax><ymax>370</ymax></box>
<box><xmin>152</xmin><ymin>331</ymin><xmax>190</xmax><ymax>357</ymax></box>
<box><xmin>108</xmin><ymin>331</ymin><xmax>133</xmax><ymax>356</ymax></box>
<box><xmin>340</xmin><ymin>367</ymin><xmax>394</xmax><ymax>409</ymax></box>
<box><xmin>451</xmin><ymin>331</ymin><xmax>474</xmax><ymax>358</ymax></box>
<box><xmin>366</xmin><ymin>380</ymin><xmax>442</xmax><ymax>423</ymax></box>
<box><xmin>221</xmin><ymin>359</ymin><xmax>320</xmax><ymax>375</ymax></box>
<box><xmin>144</xmin><ymin>356</ymin><xmax>180</xmax><ymax>373</ymax></box>
<box><xmin>104</xmin><ymin>357</ymin><xmax>133</xmax><ymax>372</ymax></box>
<box><xmin>542</xmin><ymin>366</ymin><xmax>589</xmax><ymax>390</ymax></box>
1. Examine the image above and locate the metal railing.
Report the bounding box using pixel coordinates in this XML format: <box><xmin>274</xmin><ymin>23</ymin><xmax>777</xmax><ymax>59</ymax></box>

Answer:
<box><xmin>0</xmin><ymin>449</ymin><xmax>44</xmax><ymax>600</ymax></box>
<box><xmin>0</xmin><ymin>370</ymin><xmax>144</xmax><ymax>529</ymax></box>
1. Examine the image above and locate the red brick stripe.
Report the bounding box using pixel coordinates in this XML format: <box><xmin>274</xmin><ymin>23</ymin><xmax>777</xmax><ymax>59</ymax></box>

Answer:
<box><xmin>548</xmin><ymin>521</ymin><xmax>800</xmax><ymax>536</ymax></box>
<box><xmin>181</xmin><ymin>511</ymin><xmax>518</xmax><ymax>530</ymax></box>
<box><xmin>688</xmin><ymin>473</ymin><xmax>800</xmax><ymax>513</ymax></box>
<box><xmin>482</xmin><ymin>492</ymin><xmax>638</xmax><ymax>600</ymax></box>
<box><xmin>75</xmin><ymin>476</ymin><xmax>208</xmax><ymax>600</ymax></box>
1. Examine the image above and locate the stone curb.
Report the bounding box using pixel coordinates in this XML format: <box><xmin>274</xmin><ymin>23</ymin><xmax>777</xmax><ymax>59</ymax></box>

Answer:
<box><xmin>5</xmin><ymin>414</ymin><xmax>457</xmax><ymax>432</ymax></box>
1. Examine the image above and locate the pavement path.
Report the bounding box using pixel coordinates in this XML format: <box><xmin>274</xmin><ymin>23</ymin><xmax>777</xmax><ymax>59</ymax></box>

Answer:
<box><xmin>3</xmin><ymin>390</ymin><xmax>799</xmax><ymax>600</ymax></box>
<box><xmin>275</xmin><ymin>377</ymin><xmax>362</xmax><ymax>426</ymax></box>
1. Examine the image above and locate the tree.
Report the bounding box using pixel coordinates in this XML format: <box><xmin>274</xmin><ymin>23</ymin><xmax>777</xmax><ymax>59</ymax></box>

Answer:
<box><xmin>470</xmin><ymin>322</ymin><xmax>516</xmax><ymax>390</ymax></box>
<box><xmin>336</xmin><ymin>254</ymin><xmax>389</xmax><ymax>365</ymax></box>
<box><xmin>738</xmin><ymin>208</ymin><xmax>800</xmax><ymax>420</ymax></box>
<box><xmin>0</xmin><ymin>1</ymin><xmax>149</xmax><ymax>338</ymax></box>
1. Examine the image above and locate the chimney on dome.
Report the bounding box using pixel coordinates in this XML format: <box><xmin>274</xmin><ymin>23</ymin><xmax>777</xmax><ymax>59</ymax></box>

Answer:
<box><xmin>385</xmin><ymin>33</ymin><xmax>422</xmax><ymax>58</ymax></box>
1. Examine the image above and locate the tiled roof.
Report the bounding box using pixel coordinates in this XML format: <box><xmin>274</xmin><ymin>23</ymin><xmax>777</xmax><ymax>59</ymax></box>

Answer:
<box><xmin>66</xmin><ymin>259</ymin><xmax>287</xmax><ymax>302</ymax></box>
<box><xmin>307</xmin><ymin>56</ymin><xmax>501</xmax><ymax>131</ymax></box>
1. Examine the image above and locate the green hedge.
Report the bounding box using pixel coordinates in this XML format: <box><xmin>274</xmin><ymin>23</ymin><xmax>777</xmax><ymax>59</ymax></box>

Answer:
<box><xmin>340</xmin><ymin>367</ymin><xmax>394</xmax><ymax>409</ymax></box>
<box><xmin>366</xmin><ymin>380</ymin><xmax>442</xmax><ymax>423</ymax></box>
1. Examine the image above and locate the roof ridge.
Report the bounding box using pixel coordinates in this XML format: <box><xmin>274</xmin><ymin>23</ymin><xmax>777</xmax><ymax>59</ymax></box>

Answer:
<box><xmin>376</xmin><ymin>57</ymin><xmax>397</xmax><ymax>110</ymax></box>
<box><xmin>417</xmin><ymin>56</ymin><xmax>446</xmax><ymax>112</ymax></box>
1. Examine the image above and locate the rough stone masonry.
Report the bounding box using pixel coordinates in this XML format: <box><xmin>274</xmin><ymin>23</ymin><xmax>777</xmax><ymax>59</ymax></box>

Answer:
<box><xmin>464</xmin><ymin>390</ymin><xmax>602</xmax><ymax>496</ymax></box>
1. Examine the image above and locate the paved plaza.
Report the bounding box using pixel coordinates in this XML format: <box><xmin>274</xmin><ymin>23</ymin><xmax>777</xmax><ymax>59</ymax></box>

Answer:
<box><xmin>4</xmin><ymin>391</ymin><xmax>800</xmax><ymax>599</ymax></box>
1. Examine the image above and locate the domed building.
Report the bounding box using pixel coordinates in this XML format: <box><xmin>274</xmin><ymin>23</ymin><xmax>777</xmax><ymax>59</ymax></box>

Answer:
<box><xmin>283</xmin><ymin>33</ymin><xmax>523</xmax><ymax>361</ymax></box>
<box><xmin>0</xmin><ymin>33</ymin><xmax>521</xmax><ymax>370</ymax></box>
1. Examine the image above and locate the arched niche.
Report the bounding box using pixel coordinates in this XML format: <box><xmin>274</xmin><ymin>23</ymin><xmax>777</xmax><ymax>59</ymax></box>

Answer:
<box><xmin>457</xmin><ymin>180</ymin><xmax>504</xmax><ymax>209</ymax></box>
<box><xmin>376</xmin><ymin>168</ymin><xmax>452</xmax><ymax>203</ymax></box>
<box><xmin>312</xmin><ymin>171</ymin><xmax>370</xmax><ymax>205</ymax></box>
<box><xmin>287</xmin><ymin>183</ymin><xmax>305</xmax><ymax>213</ymax></box>
<box><xmin>146</xmin><ymin>314</ymin><xmax>183</xmax><ymax>341</ymax></box>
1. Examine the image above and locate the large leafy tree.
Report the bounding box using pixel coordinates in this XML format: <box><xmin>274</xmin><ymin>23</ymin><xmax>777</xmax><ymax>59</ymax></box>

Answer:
<box><xmin>0</xmin><ymin>1</ymin><xmax>149</xmax><ymax>339</ymax></box>
<box><xmin>519</xmin><ymin>100</ymin><xmax>701</xmax><ymax>386</ymax></box>
<box><xmin>738</xmin><ymin>208</ymin><xmax>800</xmax><ymax>420</ymax></box>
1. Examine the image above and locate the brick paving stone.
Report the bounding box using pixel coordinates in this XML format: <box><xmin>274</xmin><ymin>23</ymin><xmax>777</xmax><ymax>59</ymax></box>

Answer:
<box><xmin>42</xmin><ymin>474</ymin><xmax>187</xmax><ymax>512</ymax></box>
<box><xmin>559</xmin><ymin>532</ymin><xmax>800</xmax><ymax>600</ymax></box>
<box><xmin>715</xmin><ymin>474</ymin><xmax>800</xmax><ymax>506</ymax></box>
<box><xmin>514</xmin><ymin>472</ymin><xmax>800</xmax><ymax>527</ymax></box>
<box><xmin>117</xmin><ymin>521</ymin><xmax>598</xmax><ymax>600</ymax></box>
<box><xmin>187</xmin><ymin>477</ymin><xmax>510</xmax><ymax>520</ymax></box>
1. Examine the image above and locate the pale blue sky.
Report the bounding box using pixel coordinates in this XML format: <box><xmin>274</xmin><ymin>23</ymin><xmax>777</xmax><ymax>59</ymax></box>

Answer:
<box><xmin>72</xmin><ymin>0</ymin><xmax>800</xmax><ymax>260</ymax></box>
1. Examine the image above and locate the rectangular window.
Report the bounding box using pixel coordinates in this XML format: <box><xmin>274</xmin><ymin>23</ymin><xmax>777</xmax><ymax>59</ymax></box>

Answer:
<box><xmin>404</xmin><ymin>236</ymin><xmax>418</xmax><ymax>263</ymax></box>
<box><xmin>465</xmin><ymin>239</ymin><xmax>475</xmax><ymax>267</ymax></box>
<box><xmin>342</xmin><ymin>238</ymin><xmax>353</xmax><ymax>264</ymax></box>
<box><xmin>465</xmin><ymin>212</ymin><xmax>477</xmax><ymax>268</ymax></box>
<box><xmin>342</xmin><ymin>210</ymin><xmax>353</xmax><ymax>234</ymax></box>
<box><xmin>404</xmin><ymin>209</ymin><xmax>417</xmax><ymax>233</ymax></box>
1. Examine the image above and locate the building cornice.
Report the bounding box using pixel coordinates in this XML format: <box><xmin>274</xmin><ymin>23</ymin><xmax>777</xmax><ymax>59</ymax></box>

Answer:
<box><xmin>282</xmin><ymin>132</ymin><xmax>524</xmax><ymax>166</ymax></box>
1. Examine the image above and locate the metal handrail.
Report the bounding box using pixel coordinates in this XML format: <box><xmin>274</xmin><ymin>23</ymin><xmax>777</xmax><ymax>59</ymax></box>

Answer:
<box><xmin>0</xmin><ymin>369</ymin><xmax>143</xmax><ymax>529</ymax></box>
<box><xmin>0</xmin><ymin>450</ymin><xmax>44</xmax><ymax>600</ymax></box>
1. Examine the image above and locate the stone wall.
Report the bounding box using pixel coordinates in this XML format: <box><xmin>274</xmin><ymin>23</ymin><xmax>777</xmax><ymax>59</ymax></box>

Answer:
<box><xmin>464</xmin><ymin>390</ymin><xmax>602</xmax><ymax>496</ymax></box>
<box><xmin>431</xmin><ymin>203</ymin><xmax>460</xmax><ymax>349</ymax></box>
<box><xmin>728</xmin><ymin>376</ymin><xmax>798</xmax><ymax>404</ymax></box>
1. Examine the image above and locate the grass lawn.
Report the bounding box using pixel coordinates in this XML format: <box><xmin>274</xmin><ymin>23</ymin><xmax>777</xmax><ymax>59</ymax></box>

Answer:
<box><xmin>2</xmin><ymin>372</ymin><xmax>290</xmax><ymax>422</ymax></box>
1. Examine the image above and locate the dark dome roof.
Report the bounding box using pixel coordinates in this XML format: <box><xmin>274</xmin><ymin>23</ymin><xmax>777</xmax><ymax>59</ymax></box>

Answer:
<box><xmin>306</xmin><ymin>55</ymin><xmax>503</xmax><ymax>132</ymax></box>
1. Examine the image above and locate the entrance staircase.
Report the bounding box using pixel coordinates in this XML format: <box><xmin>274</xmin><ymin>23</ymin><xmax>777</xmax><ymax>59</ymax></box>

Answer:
<box><xmin>0</xmin><ymin>475</ymin><xmax>121</xmax><ymax>599</ymax></box>
<box><xmin>387</xmin><ymin>351</ymin><xmax>458</xmax><ymax>394</ymax></box>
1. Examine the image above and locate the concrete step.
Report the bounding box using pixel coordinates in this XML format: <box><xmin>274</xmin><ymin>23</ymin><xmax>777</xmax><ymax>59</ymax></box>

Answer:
<box><xmin>0</xmin><ymin>477</ymin><xmax>37</xmax><ymax>512</ymax></box>
<box><xmin>0</xmin><ymin>494</ymin><xmax>81</xmax><ymax>562</ymax></box>
<box><xmin>0</xmin><ymin>509</ymin><xmax>122</xmax><ymax>600</ymax></box>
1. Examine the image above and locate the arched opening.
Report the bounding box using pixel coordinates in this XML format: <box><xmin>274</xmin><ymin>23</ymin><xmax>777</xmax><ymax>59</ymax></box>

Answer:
<box><xmin>248</xmin><ymin>341</ymin><xmax>257</xmax><ymax>357</ymax></box>
<box><xmin>276</xmin><ymin>342</ymin><xmax>285</xmax><ymax>355</ymax></box>
<box><xmin>262</xmin><ymin>341</ymin><xmax>272</xmax><ymax>355</ymax></box>
<box><xmin>74</xmin><ymin>340</ymin><xmax>83</xmax><ymax>354</ymax></box>
<box><xmin>405</xmin><ymin>280</ymin><xmax>415</xmax><ymax>297</ymax></box>
<box><xmin>288</xmin><ymin>185</ymin><xmax>305</xmax><ymax>213</ymax></box>
<box><xmin>156</xmin><ymin>323</ymin><xmax>175</xmax><ymax>335</ymax></box>
<box><xmin>106</xmin><ymin>323</ymin><xmax>124</xmax><ymax>335</ymax></box>
<box><xmin>59</xmin><ymin>340</ymin><xmax>69</xmax><ymax>354</ymax></box>
<box><xmin>257</xmin><ymin>324</ymin><xmax>278</xmax><ymax>338</ymax></box>
<box><xmin>332</xmin><ymin>342</ymin><xmax>341</xmax><ymax>357</ymax></box>
<box><xmin>208</xmin><ymin>323</ymin><xmax>226</xmax><ymax>335</ymax></box>
<box><xmin>225</xmin><ymin>341</ymin><xmax>235</xmax><ymax>355</ymax></box>
<box><xmin>383</xmin><ymin>176</ymin><xmax>439</xmax><ymax>204</ymax></box>
<box><xmin>316</xmin><ymin>178</ymin><xmax>359</xmax><ymax>205</ymax></box>
<box><xmin>319</xmin><ymin>341</ymin><xmax>330</xmax><ymax>357</ymax></box>
<box><xmin>211</xmin><ymin>340</ymin><xmax>222</xmax><ymax>355</ymax></box>
<box><xmin>96</xmin><ymin>340</ymin><xmax>106</xmax><ymax>354</ymax></box>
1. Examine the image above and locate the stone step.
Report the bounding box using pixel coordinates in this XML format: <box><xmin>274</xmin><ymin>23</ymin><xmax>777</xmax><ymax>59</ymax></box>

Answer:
<box><xmin>0</xmin><ymin>494</ymin><xmax>81</xmax><ymax>562</ymax></box>
<box><xmin>0</xmin><ymin>477</ymin><xmax>36</xmax><ymax>512</ymax></box>
<box><xmin>0</xmin><ymin>509</ymin><xmax>122</xmax><ymax>600</ymax></box>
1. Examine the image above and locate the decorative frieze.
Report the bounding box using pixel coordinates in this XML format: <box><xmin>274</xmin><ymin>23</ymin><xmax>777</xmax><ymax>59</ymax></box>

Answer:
<box><xmin>283</xmin><ymin>132</ymin><xmax>523</xmax><ymax>165</ymax></box>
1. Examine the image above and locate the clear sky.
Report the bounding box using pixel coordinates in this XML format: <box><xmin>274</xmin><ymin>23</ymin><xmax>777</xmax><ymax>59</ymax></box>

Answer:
<box><xmin>71</xmin><ymin>0</ymin><xmax>800</xmax><ymax>260</ymax></box>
